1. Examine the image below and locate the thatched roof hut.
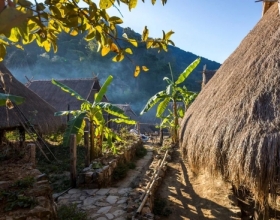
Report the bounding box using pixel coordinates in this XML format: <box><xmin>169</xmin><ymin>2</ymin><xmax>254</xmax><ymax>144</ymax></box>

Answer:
<box><xmin>27</xmin><ymin>78</ymin><xmax>108</xmax><ymax>113</ymax></box>
<box><xmin>0</xmin><ymin>63</ymin><xmax>61</xmax><ymax>134</ymax></box>
<box><xmin>180</xmin><ymin>4</ymin><xmax>280</xmax><ymax>207</ymax></box>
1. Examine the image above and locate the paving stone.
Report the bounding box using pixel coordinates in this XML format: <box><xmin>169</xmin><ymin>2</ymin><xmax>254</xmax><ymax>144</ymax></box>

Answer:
<box><xmin>114</xmin><ymin>217</ymin><xmax>126</xmax><ymax>220</ymax></box>
<box><xmin>96</xmin><ymin>217</ymin><xmax>108</xmax><ymax>220</ymax></box>
<box><xmin>80</xmin><ymin>195</ymin><xmax>86</xmax><ymax>200</ymax></box>
<box><xmin>68</xmin><ymin>189</ymin><xmax>82</xmax><ymax>194</ymax></box>
<box><xmin>108</xmin><ymin>188</ymin><xmax>118</xmax><ymax>195</ymax></box>
<box><xmin>95</xmin><ymin>202</ymin><xmax>110</xmax><ymax>207</ymax></box>
<box><xmin>83</xmin><ymin>189</ymin><xmax>98</xmax><ymax>195</ymax></box>
<box><xmin>97</xmin><ymin>206</ymin><xmax>112</xmax><ymax>214</ymax></box>
<box><xmin>70</xmin><ymin>193</ymin><xmax>81</xmax><ymax>199</ymax></box>
<box><xmin>81</xmin><ymin>205</ymin><xmax>97</xmax><ymax>211</ymax></box>
<box><xmin>113</xmin><ymin>209</ymin><xmax>126</xmax><ymax>217</ymax></box>
<box><xmin>83</xmin><ymin>196</ymin><xmax>103</xmax><ymax>206</ymax></box>
<box><xmin>88</xmin><ymin>213</ymin><xmax>100</xmax><ymax>218</ymax></box>
<box><xmin>118</xmin><ymin>188</ymin><xmax>131</xmax><ymax>195</ymax></box>
<box><xmin>106</xmin><ymin>195</ymin><xmax>119</xmax><ymax>204</ymax></box>
<box><xmin>96</xmin><ymin>188</ymin><xmax>110</xmax><ymax>196</ymax></box>
<box><xmin>105</xmin><ymin>213</ymin><xmax>114</xmax><ymax>220</ymax></box>
<box><xmin>117</xmin><ymin>198</ymin><xmax>127</xmax><ymax>204</ymax></box>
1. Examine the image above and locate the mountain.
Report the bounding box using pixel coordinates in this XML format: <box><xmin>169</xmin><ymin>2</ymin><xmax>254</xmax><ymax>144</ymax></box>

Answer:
<box><xmin>4</xmin><ymin>26</ymin><xmax>221</xmax><ymax>120</ymax></box>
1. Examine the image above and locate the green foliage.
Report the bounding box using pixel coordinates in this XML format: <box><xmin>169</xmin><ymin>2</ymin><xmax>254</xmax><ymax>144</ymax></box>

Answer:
<box><xmin>0</xmin><ymin>0</ymin><xmax>173</xmax><ymax>76</ymax></box>
<box><xmin>53</xmin><ymin>75</ymin><xmax>136</xmax><ymax>160</ymax></box>
<box><xmin>0</xmin><ymin>176</ymin><xmax>37</xmax><ymax>212</ymax></box>
<box><xmin>0</xmin><ymin>93</ymin><xmax>25</xmax><ymax>107</ymax></box>
<box><xmin>140</xmin><ymin>58</ymin><xmax>200</xmax><ymax>144</ymax></box>
<box><xmin>57</xmin><ymin>204</ymin><xmax>87</xmax><ymax>220</ymax></box>
<box><xmin>12</xmin><ymin>176</ymin><xmax>35</xmax><ymax>188</ymax></box>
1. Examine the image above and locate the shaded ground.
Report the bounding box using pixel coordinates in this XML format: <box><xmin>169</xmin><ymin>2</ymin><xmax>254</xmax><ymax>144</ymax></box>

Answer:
<box><xmin>155</xmin><ymin>147</ymin><xmax>241</xmax><ymax>220</ymax></box>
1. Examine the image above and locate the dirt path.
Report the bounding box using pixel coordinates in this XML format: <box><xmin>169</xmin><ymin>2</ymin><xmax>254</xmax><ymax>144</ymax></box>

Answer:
<box><xmin>155</xmin><ymin>147</ymin><xmax>241</xmax><ymax>220</ymax></box>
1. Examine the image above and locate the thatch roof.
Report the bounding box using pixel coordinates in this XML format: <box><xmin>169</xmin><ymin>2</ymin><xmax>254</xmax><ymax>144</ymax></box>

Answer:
<box><xmin>27</xmin><ymin>78</ymin><xmax>108</xmax><ymax>113</ymax></box>
<box><xmin>0</xmin><ymin>63</ymin><xmax>62</xmax><ymax>133</ymax></box>
<box><xmin>180</xmin><ymin>4</ymin><xmax>280</xmax><ymax>207</ymax></box>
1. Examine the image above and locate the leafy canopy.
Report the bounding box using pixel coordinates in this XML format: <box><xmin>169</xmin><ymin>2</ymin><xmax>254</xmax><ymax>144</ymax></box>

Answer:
<box><xmin>0</xmin><ymin>0</ymin><xmax>173</xmax><ymax>76</ymax></box>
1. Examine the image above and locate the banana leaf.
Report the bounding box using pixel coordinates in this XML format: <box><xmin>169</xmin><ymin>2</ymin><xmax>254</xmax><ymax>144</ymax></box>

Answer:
<box><xmin>175</xmin><ymin>57</ymin><xmax>201</xmax><ymax>85</ymax></box>
<box><xmin>63</xmin><ymin>112</ymin><xmax>86</xmax><ymax>147</ymax></box>
<box><xmin>94</xmin><ymin>75</ymin><xmax>113</xmax><ymax>103</ymax></box>
<box><xmin>0</xmin><ymin>93</ymin><xmax>25</xmax><ymax>106</ymax></box>
<box><xmin>140</xmin><ymin>90</ymin><xmax>168</xmax><ymax>115</ymax></box>
<box><xmin>52</xmin><ymin>79</ymin><xmax>85</xmax><ymax>101</ymax></box>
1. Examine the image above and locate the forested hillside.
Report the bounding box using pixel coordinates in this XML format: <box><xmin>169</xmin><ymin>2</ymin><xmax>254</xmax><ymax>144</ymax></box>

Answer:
<box><xmin>4</xmin><ymin>26</ymin><xmax>220</xmax><ymax>119</ymax></box>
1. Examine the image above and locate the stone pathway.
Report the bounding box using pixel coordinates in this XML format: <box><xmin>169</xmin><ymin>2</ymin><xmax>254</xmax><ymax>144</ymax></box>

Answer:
<box><xmin>55</xmin><ymin>146</ymin><xmax>154</xmax><ymax>220</ymax></box>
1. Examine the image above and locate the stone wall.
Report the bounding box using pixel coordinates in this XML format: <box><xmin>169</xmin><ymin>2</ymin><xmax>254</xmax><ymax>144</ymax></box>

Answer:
<box><xmin>77</xmin><ymin>139</ymin><xmax>143</xmax><ymax>188</ymax></box>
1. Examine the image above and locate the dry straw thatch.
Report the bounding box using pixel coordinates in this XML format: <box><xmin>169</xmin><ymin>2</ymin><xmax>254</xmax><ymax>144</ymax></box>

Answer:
<box><xmin>0</xmin><ymin>63</ymin><xmax>62</xmax><ymax>133</ymax></box>
<box><xmin>180</xmin><ymin>4</ymin><xmax>280</xmax><ymax>207</ymax></box>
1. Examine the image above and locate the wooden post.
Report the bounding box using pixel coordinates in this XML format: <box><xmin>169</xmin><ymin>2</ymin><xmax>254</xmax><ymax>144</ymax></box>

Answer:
<box><xmin>84</xmin><ymin>131</ymin><xmax>90</xmax><ymax>167</ymax></box>
<box><xmin>29</xmin><ymin>143</ymin><xmax>36</xmax><ymax>168</ymax></box>
<box><xmin>90</xmin><ymin>122</ymin><xmax>95</xmax><ymax>161</ymax></box>
<box><xmin>137</xmin><ymin>122</ymin><xmax>140</xmax><ymax>135</ymax></box>
<box><xmin>70</xmin><ymin>134</ymin><xmax>77</xmax><ymax>188</ymax></box>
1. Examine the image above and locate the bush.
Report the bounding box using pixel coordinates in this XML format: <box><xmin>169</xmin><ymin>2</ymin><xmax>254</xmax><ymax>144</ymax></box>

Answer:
<box><xmin>57</xmin><ymin>204</ymin><xmax>87</xmax><ymax>220</ymax></box>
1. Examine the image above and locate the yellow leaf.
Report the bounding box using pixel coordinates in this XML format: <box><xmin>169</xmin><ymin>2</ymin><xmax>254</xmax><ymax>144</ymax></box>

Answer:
<box><xmin>85</xmin><ymin>28</ymin><xmax>96</xmax><ymax>41</ymax></box>
<box><xmin>7</xmin><ymin>28</ymin><xmax>20</xmax><ymax>43</ymax></box>
<box><xmin>125</xmin><ymin>48</ymin><xmax>133</xmax><ymax>54</ymax></box>
<box><xmin>108</xmin><ymin>16</ymin><xmax>123</xmax><ymax>24</ymax></box>
<box><xmin>0</xmin><ymin>44</ymin><xmax>6</xmax><ymax>62</ymax></box>
<box><xmin>110</xmin><ymin>43</ymin><xmax>119</xmax><ymax>53</ymax></box>
<box><xmin>142</xmin><ymin>66</ymin><xmax>149</xmax><ymax>72</ymax></box>
<box><xmin>165</xmin><ymin>30</ymin><xmax>174</xmax><ymax>41</ymax></box>
<box><xmin>43</xmin><ymin>40</ymin><xmax>51</xmax><ymax>52</ymax></box>
<box><xmin>0</xmin><ymin>39</ymin><xmax>9</xmax><ymax>46</ymax></box>
<box><xmin>146</xmin><ymin>40</ymin><xmax>153</xmax><ymax>49</ymax></box>
<box><xmin>14</xmin><ymin>44</ymin><xmax>24</xmax><ymax>50</ymax></box>
<box><xmin>129</xmin><ymin>0</ymin><xmax>137</xmax><ymax>10</ymax></box>
<box><xmin>128</xmin><ymin>38</ymin><xmax>137</xmax><ymax>47</ymax></box>
<box><xmin>152</xmin><ymin>0</ymin><xmax>156</xmax><ymax>5</ymax></box>
<box><xmin>142</xmin><ymin>26</ymin><xmax>149</xmax><ymax>41</ymax></box>
<box><xmin>0</xmin><ymin>7</ymin><xmax>28</xmax><ymax>34</ymax></box>
<box><xmin>101</xmin><ymin>46</ymin><xmax>110</xmax><ymax>56</ymax></box>
<box><xmin>99</xmin><ymin>0</ymin><xmax>114</xmax><ymax>9</ymax></box>
<box><xmin>134</xmin><ymin>66</ymin><xmax>140</xmax><ymax>77</ymax></box>
<box><xmin>112</xmin><ymin>53</ymin><xmax>124</xmax><ymax>62</ymax></box>
<box><xmin>70</xmin><ymin>28</ymin><xmax>79</xmax><ymax>36</ymax></box>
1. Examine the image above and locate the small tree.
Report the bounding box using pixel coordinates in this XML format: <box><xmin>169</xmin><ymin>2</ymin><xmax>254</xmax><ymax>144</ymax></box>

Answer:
<box><xmin>53</xmin><ymin>75</ymin><xmax>136</xmax><ymax>160</ymax></box>
<box><xmin>140</xmin><ymin>58</ymin><xmax>200</xmax><ymax>145</ymax></box>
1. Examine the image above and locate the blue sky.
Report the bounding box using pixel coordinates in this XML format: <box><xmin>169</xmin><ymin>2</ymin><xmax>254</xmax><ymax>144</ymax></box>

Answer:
<box><xmin>107</xmin><ymin>1</ymin><xmax>263</xmax><ymax>63</ymax></box>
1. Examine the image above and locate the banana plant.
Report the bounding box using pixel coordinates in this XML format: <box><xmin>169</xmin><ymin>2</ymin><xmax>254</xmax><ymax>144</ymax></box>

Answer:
<box><xmin>52</xmin><ymin>75</ymin><xmax>136</xmax><ymax>160</ymax></box>
<box><xmin>0</xmin><ymin>93</ymin><xmax>25</xmax><ymax>108</ymax></box>
<box><xmin>140</xmin><ymin>57</ymin><xmax>200</xmax><ymax>145</ymax></box>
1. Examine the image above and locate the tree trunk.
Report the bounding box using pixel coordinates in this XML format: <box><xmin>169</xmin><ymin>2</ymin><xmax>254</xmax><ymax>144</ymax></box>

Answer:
<box><xmin>159</xmin><ymin>128</ymin><xmax>163</xmax><ymax>146</ymax></box>
<box><xmin>19</xmin><ymin>126</ymin><xmax>25</xmax><ymax>147</ymax></box>
<box><xmin>90</xmin><ymin>122</ymin><xmax>95</xmax><ymax>161</ymax></box>
<box><xmin>173</xmin><ymin>100</ymin><xmax>179</xmax><ymax>145</ymax></box>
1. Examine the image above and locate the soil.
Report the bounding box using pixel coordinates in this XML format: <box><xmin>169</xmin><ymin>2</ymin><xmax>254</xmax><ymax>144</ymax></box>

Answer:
<box><xmin>155</xmin><ymin>147</ymin><xmax>241</xmax><ymax>220</ymax></box>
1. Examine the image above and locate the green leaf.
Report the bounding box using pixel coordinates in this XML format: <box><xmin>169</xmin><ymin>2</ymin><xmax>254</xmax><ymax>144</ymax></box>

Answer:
<box><xmin>140</xmin><ymin>90</ymin><xmax>167</xmax><ymax>115</ymax></box>
<box><xmin>97</xmin><ymin>102</ymin><xmax>129</xmax><ymax>119</ymax></box>
<box><xmin>52</xmin><ymin>79</ymin><xmax>85</xmax><ymax>101</ymax></box>
<box><xmin>63</xmin><ymin>112</ymin><xmax>86</xmax><ymax>147</ymax></box>
<box><xmin>175</xmin><ymin>57</ymin><xmax>201</xmax><ymax>85</ymax></box>
<box><xmin>0</xmin><ymin>93</ymin><xmax>25</xmax><ymax>106</ymax></box>
<box><xmin>111</xmin><ymin>118</ymin><xmax>136</xmax><ymax>124</ymax></box>
<box><xmin>94</xmin><ymin>75</ymin><xmax>113</xmax><ymax>103</ymax></box>
<box><xmin>156</xmin><ymin>97</ymin><xmax>171</xmax><ymax>117</ymax></box>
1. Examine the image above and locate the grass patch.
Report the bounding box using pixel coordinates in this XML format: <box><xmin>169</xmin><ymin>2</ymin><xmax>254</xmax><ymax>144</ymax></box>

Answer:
<box><xmin>57</xmin><ymin>204</ymin><xmax>87</xmax><ymax>220</ymax></box>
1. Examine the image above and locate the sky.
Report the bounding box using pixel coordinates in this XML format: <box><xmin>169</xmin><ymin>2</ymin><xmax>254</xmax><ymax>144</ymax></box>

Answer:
<box><xmin>106</xmin><ymin>1</ymin><xmax>263</xmax><ymax>64</ymax></box>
